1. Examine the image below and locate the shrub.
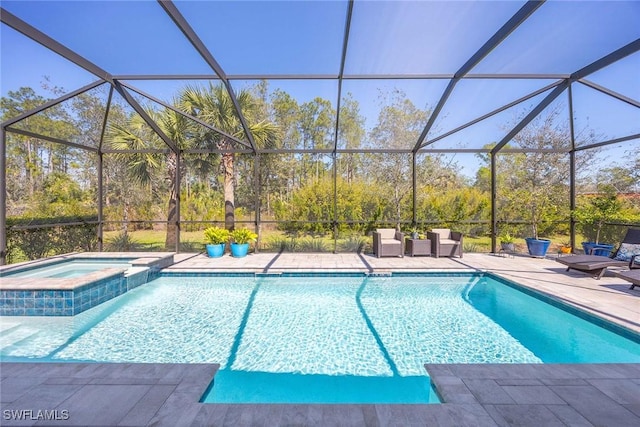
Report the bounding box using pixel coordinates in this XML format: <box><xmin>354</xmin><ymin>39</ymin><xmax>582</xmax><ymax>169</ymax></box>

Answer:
<box><xmin>105</xmin><ymin>231</ymin><xmax>140</xmax><ymax>251</ymax></box>
<box><xmin>6</xmin><ymin>215</ymin><xmax>98</xmax><ymax>263</ymax></box>
<box><xmin>263</xmin><ymin>237</ymin><xmax>299</xmax><ymax>252</ymax></box>
<box><xmin>338</xmin><ymin>235</ymin><xmax>368</xmax><ymax>252</ymax></box>
<box><xmin>298</xmin><ymin>237</ymin><xmax>330</xmax><ymax>252</ymax></box>
<box><xmin>463</xmin><ymin>242</ymin><xmax>489</xmax><ymax>253</ymax></box>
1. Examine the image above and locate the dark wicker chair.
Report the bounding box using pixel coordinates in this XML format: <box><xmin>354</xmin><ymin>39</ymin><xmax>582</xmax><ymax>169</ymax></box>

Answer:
<box><xmin>373</xmin><ymin>228</ymin><xmax>404</xmax><ymax>258</ymax></box>
<box><xmin>427</xmin><ymin>228</ymin><xmax>463</xmax><ymax>258</ymax></box>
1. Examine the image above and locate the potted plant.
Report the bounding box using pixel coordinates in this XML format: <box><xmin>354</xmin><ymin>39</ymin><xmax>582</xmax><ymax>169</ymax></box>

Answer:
<box><xmin>230</xmin><ymin>228</ymin><xmax>258</xmax><ymax>258</ymax></box>
<box><xmin>409</xmin><ymin>227</ymin><xmax>420</xmax><ymax>239</ymax></box>
<box><xmin>499</xmin><ymin>233</ymin><xmax>516</xmax><ymax>252</ymax></box>
<box><xmin>523</xmin><ymin>216</ymin><xmax>552</xmax><ymax>257</ymax></box>
<box><xmin>559</xmin><ymin>241</ymin><xmax>572</xmax><ymax>254</ymax></box>
<box><xmin>520</xmin><ymin>191</ymin><xmax>553</xmax><ymax>258</ymax></box>
<box><xmin>525</xmin><ymin>237</ymin><xmax>551</xmax><ymax>258</ymax></box>
<box><xmin>203</xmin><ymin>226</ymin><xmax>230</xmax><ymax>258</ymax></box>
<box><xmin>573</xmin><ymin>185</ymin><xmax>621</xmax><ymax>256</ymax></box>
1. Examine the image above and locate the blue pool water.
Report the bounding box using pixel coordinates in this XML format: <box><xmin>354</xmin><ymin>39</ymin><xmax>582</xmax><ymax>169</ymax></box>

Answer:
<box><xmin>1</xmin><ymin>273</ymin><xmax>638</xmax><ymax>404</ymax></box>
<box><xmin>1</xmin><ymin>259</ymin><xmax>133</xmax><ymax>278</ymax></box>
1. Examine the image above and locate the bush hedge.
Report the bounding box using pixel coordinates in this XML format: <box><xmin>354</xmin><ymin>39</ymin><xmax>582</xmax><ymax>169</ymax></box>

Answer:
<box><xmin>6</xmin><ymin>215</ymin><xmax>98</xmax><ymax>263</ymax></box>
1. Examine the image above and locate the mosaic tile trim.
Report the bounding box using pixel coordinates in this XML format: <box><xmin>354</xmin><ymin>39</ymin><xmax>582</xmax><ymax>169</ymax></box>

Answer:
<box><xmin>0</xmin><ymin>275</ymin><xmax>127</xmax><ymax>316</ymax></box>
<box><xmin>160</xmin><ymin>272</ymin><xmax>256</xmax><ymax>278</ymax></box>
<box><xmin>281</xmin><ymin>272</ymin><xmax>367</xmax><ymax>277</ymax></box>
<box><xmin>392</xmin><ymin>271</ymin><xmax>481</xmax><ymax>278</ymax></box>
<box><xmin>127</xmin><ymin>269</ymin><xmax>150</xmax><ymax>291</ymax></box>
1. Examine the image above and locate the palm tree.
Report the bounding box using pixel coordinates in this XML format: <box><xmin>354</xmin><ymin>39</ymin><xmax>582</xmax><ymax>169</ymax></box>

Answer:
<box><xmin>181</xmin><ymin>83</ymin><xmax>278</xmax><ymax>230</ymax></box>
<box><xmin>104</xmin><ymin>105</ymin><xmax>193</xmax><ymax>249</ymax></box>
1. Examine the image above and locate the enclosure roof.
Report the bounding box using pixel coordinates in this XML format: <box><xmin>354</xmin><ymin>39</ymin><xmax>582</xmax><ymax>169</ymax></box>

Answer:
<box><xmin>1</xmin><ymin>0</ymin><xmax>639</xmax><ymax>154</ymax></box>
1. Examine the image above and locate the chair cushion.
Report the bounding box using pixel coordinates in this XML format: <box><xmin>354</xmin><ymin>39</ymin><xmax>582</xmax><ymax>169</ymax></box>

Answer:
<box><xmin>431</xmin><ymin>228</ymin><xmax>451</xmax><ymax>239</ymax></box>
<box><xmin>380</xmin><ymin>239</ymin><xmax>401</xmax><ymax>246</ymax></box>
<box><xmin>614</xmin><ymin>243</ymin><xmax>640</xmax><ymax>263</ymax></box>
<box><xmin>439</xmin><ymin>238</ymin><xmax>460</xmax><ymax>245</ymax></box>
<box><xmin>376</xmin><ymin>228</ymin><xmax>397</xmax><ymax>239</ymax></box>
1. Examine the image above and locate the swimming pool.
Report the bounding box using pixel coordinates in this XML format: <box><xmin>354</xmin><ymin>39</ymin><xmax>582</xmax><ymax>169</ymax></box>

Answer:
<box><xmin>1</xmin><ymin>272</ymin><xmax>638</xmax><ymax>404</ymax></box>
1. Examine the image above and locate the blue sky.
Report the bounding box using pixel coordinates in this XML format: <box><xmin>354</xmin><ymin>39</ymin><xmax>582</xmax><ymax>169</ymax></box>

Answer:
<box><xmin>1</xmin><ymin>0</ymin><xmax>638</xmax><ymax>174</ymax></box>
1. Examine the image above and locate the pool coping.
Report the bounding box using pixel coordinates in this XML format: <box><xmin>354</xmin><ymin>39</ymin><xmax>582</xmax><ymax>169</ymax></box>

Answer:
<box><xmin>0</xmin><ymin>362</ymin><xmax>638</xmax><ymax>426</ymax></box>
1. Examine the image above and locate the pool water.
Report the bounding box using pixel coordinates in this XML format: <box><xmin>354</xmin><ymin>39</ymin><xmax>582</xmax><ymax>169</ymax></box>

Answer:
<box><xmin>1</xmin><ymin>273</ymin><xmax>638</xmax><ymax>404</ymax></box>
<box><xmin>1</xmin><ymin>259</ymin><xmax>133</xmax><ymax>278</ymax></box>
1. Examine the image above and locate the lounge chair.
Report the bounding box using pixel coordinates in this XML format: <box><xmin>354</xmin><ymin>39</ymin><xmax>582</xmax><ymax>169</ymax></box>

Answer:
<box><xmin>555</xmin><ymin>228</ymin><xmax>640</xmax><ymax>279</ymax></box>
<box><xmin>373</xmin><ymin>228</ymin><xmax>404</xmax><ymax>258</ymax></box>
<box><xmin>613</xmin><ymin>254</ymin><xmax>640</xmax><ymax>289</ymax></box>
<box><xmin>427</xmin><ymin>228</ymin><xmax>463</xmax><ymax>258</ymax></box>
<box><xmin>614</xmin><ymin>269</ymin><xmax>640</xmax><ymax>290</ymax></box>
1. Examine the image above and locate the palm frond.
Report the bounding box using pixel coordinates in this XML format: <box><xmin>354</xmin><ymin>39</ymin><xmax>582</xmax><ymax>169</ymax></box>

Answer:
<box><xmin>249</xmin><ymin>120</ymin><xmax>280</xmax><ymax>149</ymax></box>
<box><xmin>105</xmin><ymin>122</ymin><xmax>145</xmax><ymax>151</ymax></box>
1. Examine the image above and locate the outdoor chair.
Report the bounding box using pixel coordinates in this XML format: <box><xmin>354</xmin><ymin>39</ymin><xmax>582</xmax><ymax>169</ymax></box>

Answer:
<box><xmin>614</xmin><ymin>268</ymin><xmax>639</xmax><ymax>290</ymax></box>
<box><xmin>613</xmin><ymin>252</ymin><xmax>640</xmax><ymax>289</ymax></box>
<box><xmin>427</xmin><ymin>228</ymin><xmax>463</xmax><ymax>258</ymax></box>
<box><xmin>373</xmin><ymin>228</ymin><xmax>404</xmax><ymax>258</ymax></box>
<box><xmin>555</xmin><ymin>228</ymin><xmax>640</xmax><ymax>279</ymax></box>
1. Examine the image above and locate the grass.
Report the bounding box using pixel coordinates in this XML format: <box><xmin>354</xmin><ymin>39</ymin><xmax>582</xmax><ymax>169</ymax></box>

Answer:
<box><xmin>104</xmin><ymin>230</ymin><xmax>203</xmax><ymax>247</ymax></box>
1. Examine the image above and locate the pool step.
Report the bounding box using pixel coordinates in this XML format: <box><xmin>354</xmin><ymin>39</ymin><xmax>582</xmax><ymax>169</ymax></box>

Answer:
<box><xmin>0</xmin><ymin>321</ymin><xmax>22</xmax><ymax>334</ymax></box>
<box><xmin>0</xmin><ymin>326</ymin><xmax>40</xmax><ymax>350</ymax></box>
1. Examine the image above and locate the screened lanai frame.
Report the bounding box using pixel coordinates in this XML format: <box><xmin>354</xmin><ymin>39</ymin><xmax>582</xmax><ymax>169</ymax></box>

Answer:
<box><xmin>1</xmin><ymin>0</ymin><xmax>639</xmax><ymax>264</ymax></box>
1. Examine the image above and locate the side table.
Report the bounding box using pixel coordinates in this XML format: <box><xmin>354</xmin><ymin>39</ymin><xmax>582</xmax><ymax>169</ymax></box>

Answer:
<box><xmin>406</xmin><ymin>238</ymin><xmax>431</xmax><ymax>257</ymax></box>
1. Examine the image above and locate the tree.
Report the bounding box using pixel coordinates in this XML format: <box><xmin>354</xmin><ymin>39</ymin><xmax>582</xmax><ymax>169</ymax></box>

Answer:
<box><xmin>509</xmin><ymin>151</ymin><xmax>564</xmax><ymax>240</ymax></box>
<box><xmin>181</xmin><ymin>83</ymin><xmax>278</xmax><ymax>230</ymax></box>
<box><xmin>255</xmin><ymin>87</ymin><xmax>300</xmax><ymax>217</ymax></box>
<box><xmin>476</xmin><ymin>108</ymin><xmax>598</xmax><ymax>239</ymax></box>
<box><xmin>574</xmin><ymin>184</ymin><xmax>635</xmax><ymax>244</ymax></box>
<box><xmin>367</xmin><ymin>89</ymin><xmax>428</xmax><ymax>226</ymax></box>
<box><xmin>298</xmin><ymin>97</ymin><xmax>335</xmax><ymax>182</ymax></box>
<box><xmin>337</xmin><ymin>93</ymin><xmax>366</xmax><ymax>183</ymax></box>
<box><xmin>104</xmin><ymin>105</ymin><xmax>192</xmax><ymax>249</ymax></box>
<box><xmin>1</xmin><ymin>87</ymin><xmax>84</xmax><ymax>214</ymax></box>
<box><xmin>70</xmin><ymin>87</ymin><xmax>111</xmax><ymax>189</ymax></box>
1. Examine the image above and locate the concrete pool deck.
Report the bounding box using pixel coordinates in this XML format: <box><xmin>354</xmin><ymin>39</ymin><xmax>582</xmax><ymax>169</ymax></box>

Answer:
<box><xmin>1</xmin><ymin>252</ymin><xmax>639</xmax><ymax>426</ymax></box>
<box><xmin>1</xmin><ymin>362</ymin><xmax>639</xmax><ymax>426</ymax></box>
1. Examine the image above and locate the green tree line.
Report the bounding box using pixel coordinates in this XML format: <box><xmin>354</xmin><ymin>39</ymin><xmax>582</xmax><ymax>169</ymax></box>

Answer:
<box><xmin>2</xmin><ymin>81</ymin><xmax>639</xmax><ymax>257</ymax></box>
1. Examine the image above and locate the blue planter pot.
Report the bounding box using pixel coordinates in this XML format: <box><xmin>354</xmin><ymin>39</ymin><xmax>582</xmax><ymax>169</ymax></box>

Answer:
<box><xmin>230</xmin><ymin>242</ymin><xmax>250</xmax><ymax>258</ymax></box>
<box><xmin>206</xmin><ymin>243</ymin><xmax>225</xmax><ymax>258</ymax></box>
<box><xmin>525</xmin><ymin>238</ymin><xmax>551</xmax><ymax>257</ymax></box>
<box><xmin>581</xmin><ymin>242</ymin><xmax>614</xmax><ymax>257</ymax></box>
